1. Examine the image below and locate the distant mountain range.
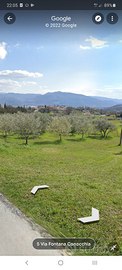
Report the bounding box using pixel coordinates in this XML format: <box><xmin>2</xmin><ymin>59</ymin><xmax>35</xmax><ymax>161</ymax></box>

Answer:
<box><xmin>0</xmin><ymin>91</ymin><xmax>122</xmax><ymax>109</ymax></box>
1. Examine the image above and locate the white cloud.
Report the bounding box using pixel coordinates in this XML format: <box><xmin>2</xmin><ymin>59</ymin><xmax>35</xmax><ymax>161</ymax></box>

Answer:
<box><xmin>14</xmin><ymin>43</ymin><xmax>20</xmax><ymax>47</ymax></box>
<box><xmin>22</xmin><ymin>81</ymin><xmax>37</xmax><ymax>85</ymax></box>
<box><xmin>105</xmin><ymin>86</ymin><xmax>122</xmax><ymax>90</ymax></box>
<box><xmin>95</xmin><ymin>45</ymin><xmax>109</xmax><ymax>49</ymax></box>
<box><xmin>40</xmin><ymin>85</ymin><xmax>48</xmax><ymax>89</ymax></box>
<box><xmin>80</xmin><ymin>46</ymin><xmax>90</xmax><ymax>50</ymax></box>
<box><xmin>0</xmin><ymin>70</ymin><xmax>43</xmax><ymax>79</ymax></box>
<box><xmin>96</xmin><ymin>88</ymin><xmax>111</xmax><ymax>93</ymax></box>
<box><xmin>0</xmin><ymin>79</ymin><xmax>21</xmax><ymax>92</ymax></box>
<box><xmin>85</xmin><ymin>36</ymin><xmax>108</xmax><ymax>49</ymax></box>
<box><xmin>95</xmin><ymin>86</ymin><xmax>122</xmax><ymax>99</ymax></box>
<box><xmin>0</xmin><ymin>42</ymin><xmax>7</xmax><ymax>59</ymax></box>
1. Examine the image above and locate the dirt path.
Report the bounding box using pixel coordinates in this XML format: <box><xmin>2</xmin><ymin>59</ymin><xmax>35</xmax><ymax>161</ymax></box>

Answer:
<box><xmin>0</xmin><ymin>193</ymin><xmax>67</xmax><ymax>256</ymax></box>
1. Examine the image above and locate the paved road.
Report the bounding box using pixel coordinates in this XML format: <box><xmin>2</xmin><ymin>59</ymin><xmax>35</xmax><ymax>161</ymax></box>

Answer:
<box><xmin>0</xmin><ymin>193</ymin><xmax>67</xmax><ymax>256</ymax></box>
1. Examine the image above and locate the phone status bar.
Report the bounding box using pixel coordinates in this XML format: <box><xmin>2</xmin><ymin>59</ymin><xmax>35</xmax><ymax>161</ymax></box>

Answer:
<box><xmin>0</xmin><ymin>1</ymin><xmax>120</xmax><ymax>10</ymax></box>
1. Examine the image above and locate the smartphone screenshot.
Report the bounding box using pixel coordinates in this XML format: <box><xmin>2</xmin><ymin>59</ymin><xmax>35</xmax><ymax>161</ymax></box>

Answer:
<box><xmin>0</xmin><ymin>0</ymin><xmax>122</xmax><ymax>269</ymax></box>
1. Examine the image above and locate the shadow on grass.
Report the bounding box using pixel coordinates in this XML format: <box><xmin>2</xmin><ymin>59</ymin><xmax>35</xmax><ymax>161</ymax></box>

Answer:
<box><xmin>19</xmin><ymin>143</ymin><xmax>31</xmax><ymax>146</ymax></box>
<box><xmin>18</xmin><ymin>140</ymin><xmax>59</xmax><ymax>146</ymax></box>
<box><xmin>115</xmin><ymin>151</ymin><xmax>122</xmax><ymax>155</ymax></box>
<box><xmin>66</xmin><ymin>137</ymin><xmax>86</xmax><ymax>142</ymax></box>
<box><xmin>33</xmin><ymin>140</ymin><xmax>63</xmax><ymax>145</ymax></box>
<box><xmin>77</xmin><ymin>220</ymin><xmax>99</xmax><ymax>225</ymax></box>
<box><xmin>0</xmin><ymin>135</ymin><xmax>9</xmax><ymax>141</ymax></box>
<box><xmin>104</xmin><ymin>136</ymin><xmax>113</xmax><ymax>140</ymax></box>
<box><xmin>87</xmin><ymin>135</ymin><xmax>102</xmax><ymax>140</ymax></box>
<box><xmin>88</xmin><ymin>135</ymin><xmax>113</xmax><ymax>140</ymax></box>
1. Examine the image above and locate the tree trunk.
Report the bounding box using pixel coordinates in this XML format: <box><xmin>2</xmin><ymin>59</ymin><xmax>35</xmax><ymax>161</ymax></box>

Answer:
<box><xmin>4</xmin><ymin>131</ymin><xmax>7</xmax><ymax>141</ymax></box>
<box><xmin>104</xmin><ymin>130</ymin><xmax>106</xmax><ymax>137</ymax></box>
<box><xmin>59</xmin><ymin>134</ymin><xmax>62</xmax><ymax>141</ymax></box>
<box><xmin>119</xmin><ymin>128</ymin><xmax>122</xmax><ymax>146</ymax></box>
<box><xmin>26</xmin><ymin>137</ymin><xmax>28</xmax><ymax>145</ymax></box>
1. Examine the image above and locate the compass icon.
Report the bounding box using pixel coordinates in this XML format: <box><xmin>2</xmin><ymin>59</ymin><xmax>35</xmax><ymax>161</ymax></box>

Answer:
<box><xmin>95</xmin><ymin>15</ymin><xmax>102</xmax><ymax>22</ymax></box>
<box><xmin>92</xmin><ymin>13</ymin><xmax>104</xmax><ymax>24</ymax></box>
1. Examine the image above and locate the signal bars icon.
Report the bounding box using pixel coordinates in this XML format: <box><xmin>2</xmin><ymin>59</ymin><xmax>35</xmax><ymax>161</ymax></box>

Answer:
<box><xmin>94</xmin><ymin>3</ymin><xmax>103</xmax><ymax>7</ymax></box>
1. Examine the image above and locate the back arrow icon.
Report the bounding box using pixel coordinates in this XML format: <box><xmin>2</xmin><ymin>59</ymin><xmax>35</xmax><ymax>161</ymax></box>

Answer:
<box><xmin>4</xmin><ymin>13</ymin><xmax>16</xmax><ymax>24</ymax></box>
<box><xmin>7</xmin><ymin>16</ymin><xmax>12</xmax><ymax>21</ymax></box>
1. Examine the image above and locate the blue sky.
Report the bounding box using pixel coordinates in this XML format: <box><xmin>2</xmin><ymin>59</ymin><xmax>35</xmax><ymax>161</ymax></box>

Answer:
<box><xmin>0</xmin><ymin>10</ymin><xmax>122</xmax><ymax>98</ymax></box>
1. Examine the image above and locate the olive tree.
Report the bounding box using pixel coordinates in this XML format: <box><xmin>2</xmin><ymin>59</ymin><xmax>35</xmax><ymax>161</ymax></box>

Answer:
<box><xmin>67</xmin><ymin>116</ymin><xmax>77</xmax><ymax>135</ymax></box>
<box><xmin>49</xmin><ymin>116</ymin><xmax>71</xmax><ymax>140</ymax></box>
<box><xmin>75</xmin><ymin>117</ymin><xmax>91</xmax><ymax>138</ymax></box>
<box><xmin>34</xmin><ymin>112</ymin><xmax>51</xmax><ymax>134</ymax></box>
<box><xmin>0</xmin><ymin>113</ymin><xmax>14</xmax><ymax>140</ymax></box>
<box><xmin>93</xmin><ymin>118</ymin><xmax>117</xmax><ymax>137</ymax></box>
<box><xmin>14</xmin><ymin>112</ymin><xmax>41</xmax><ymax>144</ymax></box>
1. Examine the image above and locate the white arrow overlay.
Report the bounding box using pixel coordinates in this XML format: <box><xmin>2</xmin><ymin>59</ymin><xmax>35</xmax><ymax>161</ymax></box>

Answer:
<box><xmin>78</xmin><ymin>207</ymin><xmax>99</xmax><ymax>223</ymax></box>
<box><xmin>31</xmin><ymin>185</ymin><xmax>49</xmax><ymax>194</ymax></box>
<box><xmin>7</xmin><ymin>16</ymin><xmax>12</xmax><ymax>21</ymax></box>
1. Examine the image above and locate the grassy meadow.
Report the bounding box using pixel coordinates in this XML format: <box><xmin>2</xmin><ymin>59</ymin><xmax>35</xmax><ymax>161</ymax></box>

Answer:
<box><xmin>0</xmin><ymin>125</ymin><xmax>122</xmax><ymax>255</ymax></box>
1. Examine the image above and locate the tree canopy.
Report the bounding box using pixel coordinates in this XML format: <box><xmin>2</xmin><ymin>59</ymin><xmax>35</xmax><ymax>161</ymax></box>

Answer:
<box><xmin>49</xmin><ymin>116</ymin><xmax>71</xmax><ymax>140</ymax></box>
<box><xmin>0</xmin><ymin>113</ymin><xmax>14</xmax><ymax>139</ymax></box>
<box><xmin>93</xmin><ymin>118</ymin><xmax>117</xmax><ymax>137</ymax></box>
<box><xmin>14</xmin><ymin>112</ymin><xmax>41</xmax><ymax>144</ymax></box>
<box><xmin>74</xmin><ymin>117</ymin><xmax>91</xmax><ymax>138</ymax></box>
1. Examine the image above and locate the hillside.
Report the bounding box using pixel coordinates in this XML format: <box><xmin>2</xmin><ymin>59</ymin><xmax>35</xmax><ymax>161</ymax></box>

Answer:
<box><xmin>0</xmin><ymin>91</ymin><xmax>122</xmax><ymax>108</ymax></box>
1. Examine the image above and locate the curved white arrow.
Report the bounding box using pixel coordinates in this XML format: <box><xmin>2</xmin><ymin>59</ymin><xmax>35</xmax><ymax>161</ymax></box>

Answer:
<box><xmin>78</xmin><ymin>207</ymin><xmax>99</xmax><ymax>223</ymax></box>
<box><xmin>31</xmin><ymin>185</ymin><xmax>49</xmax><ymax>194</ymax></box>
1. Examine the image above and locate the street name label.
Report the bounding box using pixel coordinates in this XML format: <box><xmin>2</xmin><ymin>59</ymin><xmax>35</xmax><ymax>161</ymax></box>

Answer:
<box><xmin>33</xmin><ymin>238</ymin><xmax>95</xmax><ymax>250</ymax></box>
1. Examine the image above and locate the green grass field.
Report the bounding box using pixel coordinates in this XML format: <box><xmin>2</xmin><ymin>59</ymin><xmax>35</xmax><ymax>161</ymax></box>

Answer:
<box><xmin>0</xmin><ymin>129</ymin><xmax>122</xmax><ymax>255</ymax></box>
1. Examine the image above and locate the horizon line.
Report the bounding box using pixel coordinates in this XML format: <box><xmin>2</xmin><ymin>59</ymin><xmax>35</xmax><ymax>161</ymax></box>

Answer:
<box><xmin>0</xmin><ymin>90</ymin><xmax>121</xmax><ymax>100</ymax></box>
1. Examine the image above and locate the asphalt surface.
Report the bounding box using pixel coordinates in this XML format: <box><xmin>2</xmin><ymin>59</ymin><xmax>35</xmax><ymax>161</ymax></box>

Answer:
<box><xmin>0</xmin><ymin>193</ymin><xmax>67</xmax><ymax>256</ymax></box>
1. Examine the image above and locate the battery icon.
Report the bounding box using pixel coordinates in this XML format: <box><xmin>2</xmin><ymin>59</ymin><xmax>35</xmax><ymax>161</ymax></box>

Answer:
<box><xmin>20</xmin><ymin>3</ymin><xmax>23</xmax><ymax>7</ymax></box>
